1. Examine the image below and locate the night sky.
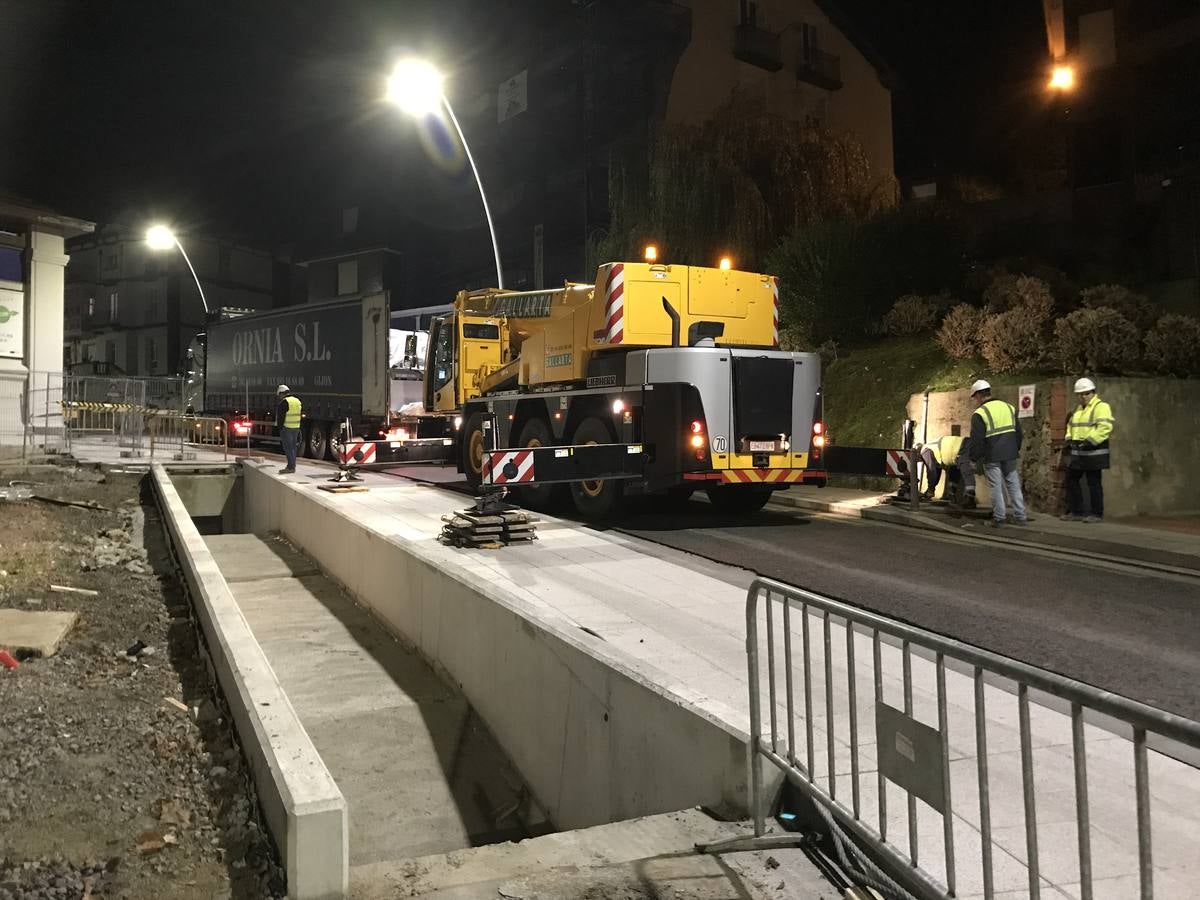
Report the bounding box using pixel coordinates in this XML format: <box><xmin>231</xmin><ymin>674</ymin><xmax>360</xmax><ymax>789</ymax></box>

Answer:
<box><xmin>1</xmin><ymin>1</ymin><xmax>1049</xmax><ymax>246</ymax></box>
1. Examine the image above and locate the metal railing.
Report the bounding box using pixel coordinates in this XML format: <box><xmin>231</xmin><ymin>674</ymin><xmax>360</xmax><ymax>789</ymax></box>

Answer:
<box><xmin>148</xmin><ymin>414</ymin><xmax>229</xmax><ymax>460</ymax></box>
<box><xmin>702</xmin><ymin>577</ymin><xmax>1200</xmax><ymax>900</ymax></box>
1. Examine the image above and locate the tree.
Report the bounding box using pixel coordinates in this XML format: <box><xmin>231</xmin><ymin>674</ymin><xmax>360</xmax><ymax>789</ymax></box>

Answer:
<box><xmin>589</xmin><ymin>95</ymin><xmax>894</xmax><ymax>272</ymax></box>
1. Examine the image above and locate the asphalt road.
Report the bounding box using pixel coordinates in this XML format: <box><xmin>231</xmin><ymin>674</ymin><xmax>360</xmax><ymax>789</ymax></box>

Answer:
<box><xmin>605</xmin><ymin>501</ymin><xmax>1200</xmax><ymax>721</ymax></box>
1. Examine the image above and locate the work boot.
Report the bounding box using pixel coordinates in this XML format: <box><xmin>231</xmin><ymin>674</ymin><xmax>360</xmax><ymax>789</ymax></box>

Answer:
<box><xmin>279</xmin><ymin>466</ymin><xmax>295</xmax><ymax>474</ymax></box>
<box><xmin>1084</xmin><ymin>515</ymin><xmax>1102</xmax><ymax>523</ymax></box>
<box><xmin>962</xmin><ymin>494</ymin><xmax>977</xmax><ymax>510</ymax></box>
<box><xmin>984</xmin><ymin>519</ymin><xmax>1003</xmax><ymax>528</ymax></box>
<box><xmin>1060</xmin><ymin>513</ymin><xmax>1081</xmax><ymax>521</ymax></box>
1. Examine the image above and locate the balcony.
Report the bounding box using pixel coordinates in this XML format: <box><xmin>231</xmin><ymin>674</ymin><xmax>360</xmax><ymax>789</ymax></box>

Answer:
<box><xmin>796</xmin><ymin>48</ymin><xmax>842</xmax><ymax>91</ymax></box>
<box><xmin>734</xmin><ymin>23</ymin><xmax>783</xmax><ymax>72</ymax></box>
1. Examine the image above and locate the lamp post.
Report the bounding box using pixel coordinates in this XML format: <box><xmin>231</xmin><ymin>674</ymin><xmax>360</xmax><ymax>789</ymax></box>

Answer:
<box><xmin>145</xmin><ymin>225</ymin><xmax>210</xmax><ymax>315</ymax></box>
<box><xmin>386</xmin><ymin>58</ymin><xmax>504</xmax><ymax>289</ymax></box>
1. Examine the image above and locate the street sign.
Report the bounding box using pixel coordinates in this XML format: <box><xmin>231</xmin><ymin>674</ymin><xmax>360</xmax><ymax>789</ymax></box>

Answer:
<box><xmin>498</xmin><ymin>70</ymin><xmax>528</xmax><ymax>123</ymax></box>
<box><xmin>1018</xmin><ymin>384</ymin><xmax>1036</xmax><ymax>418</ymax></box>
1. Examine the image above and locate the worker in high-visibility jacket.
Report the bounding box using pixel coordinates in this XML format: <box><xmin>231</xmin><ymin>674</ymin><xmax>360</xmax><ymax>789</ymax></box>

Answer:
<box><xmin>1062</xmin><ymin>377</ymin><xmax>1114</xmax><ymax>522</ymax></box>
<box><xmin>275</xmin><ymin>384</ymin><xmax>302</xmax><ymax>474</ymax></box>
<box><xmin>918</xmin><ymin>434</ymin><xmax>976</xmax><ymax>506</ymax></box>
<box><xmin>968</xmin><ymin>379</ymin><xmax>1028</xmax><ymax>527</ymax></box>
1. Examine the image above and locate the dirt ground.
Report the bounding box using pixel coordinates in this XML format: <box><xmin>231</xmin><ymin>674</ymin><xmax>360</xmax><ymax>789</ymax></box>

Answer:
<box><xmin>0</xmin><ymin>463</ymin><xmax>283</xmax><ymax>900</ymax></box>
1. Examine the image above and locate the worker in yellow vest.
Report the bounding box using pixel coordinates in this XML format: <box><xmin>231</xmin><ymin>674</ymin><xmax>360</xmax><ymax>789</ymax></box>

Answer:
<box><xmin>918</xmin><ymin>433</ymin><xmax>976</xmax><ymax>506</ymax></box>
<box><xmin>1062</xmin><ymin>377</ymin><xmax>1114</xmax><ymax>522</ymax></box>
<box><xmin>275</xmin><ymin>384</ymin><xmax>302</xmax><ymax>474</ymax></box>
<box><xmin>968</xmin><ymin>379</ymin><xmax>1028</xmax><ymax>527</ymax></box>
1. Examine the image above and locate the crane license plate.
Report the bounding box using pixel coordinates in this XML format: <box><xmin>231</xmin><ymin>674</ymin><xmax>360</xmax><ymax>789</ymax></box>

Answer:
<box><xmin>749</xmin><ymin>441</ymin><xmax>776</xmax><ymax>452</ymax></box>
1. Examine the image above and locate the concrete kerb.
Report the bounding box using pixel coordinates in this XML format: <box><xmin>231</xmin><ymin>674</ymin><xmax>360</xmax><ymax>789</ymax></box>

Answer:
<box><xmin>150</xmin><ymin>464</ymin><xmax>348</xmax><ymax>900</ymax></box>
<box><xmin>239</xmin><ymin>462</ymin><xmax>772</xmax><ymax>830</ymax></box>
<box><xmin>773</xmin><ymin>490</ymin><xmax>1200</xmax><ymax>575</ymax></box>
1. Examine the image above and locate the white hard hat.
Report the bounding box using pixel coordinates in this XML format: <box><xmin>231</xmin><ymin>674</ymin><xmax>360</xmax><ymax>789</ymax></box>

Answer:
<box><xmin>1073</xmin><ymin>377</ymin><xmax>1096</xmax><ymax>393</ymax></box>
<box><xmin>276</xmin><ymin>384</ymin><xmax>290</xmax><ymax>395</ymax></box>
<box><xmin>970</xmin><ymin>379</ymin><xmax>991</xmax><ymax>394</ymax></box>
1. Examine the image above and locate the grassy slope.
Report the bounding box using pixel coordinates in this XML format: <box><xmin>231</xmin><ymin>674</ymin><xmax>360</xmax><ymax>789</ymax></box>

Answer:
<box><xmin>820</xmin><ymin>336</ymin><xmax>982</xmax><ymax>448</ymax></box>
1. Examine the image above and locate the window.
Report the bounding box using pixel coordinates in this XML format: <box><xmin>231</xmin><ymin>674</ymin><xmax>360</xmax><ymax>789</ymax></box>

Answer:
<box><xmin>337</xmin><ymin>259</ymin><xmax>359</xmax><ymax>296</ymax></box>
<box><xmin>431</xmin><ymin>322</ymin><xmax>454</xmax><ymax>389</ymax></box>
<box><xmin>739</xmin><ymin>0</ymin><xmax>758</xmax><ymax>26</ymax></box>
<box><xmin>144</xmin><ymin>338</ymin><xmax>158</xmax><ymax>373</ymax></box>
<box><xmin>462</xmin><ymin>323</ymin><xmax>500</xmax><ymax>340</ymax></box>
<box><xmin>104</xmin><ymin>248</ymin><xmax>119</xmax><ymax>271</ymax></box>
<box><xmin>109</xmin><ymin>291</ymin><xmax>119</xmax><ymax>320</ymax></box>
<box><xmin>800</xmin><ymin>23</ymin><xmax>820</xmax><ymax>61</ymax></box>
<box><xmin>82</xmin><ymin>344</ymin><xmax>91</xmax><ymax>363</ymax></box>
<box><xmin>87</xmin><ymin>296</ymin><xmax>95</xmax><ymax>318</ymax></box>
<box><xmin>105</xmin><ymin>341</ymin><xmax>117</xmax><ymax>364</ymax></box>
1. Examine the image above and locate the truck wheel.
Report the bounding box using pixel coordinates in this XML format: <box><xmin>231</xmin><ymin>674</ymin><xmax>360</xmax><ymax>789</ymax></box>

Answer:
<box><xmin>705</xmin><ymin>485</ymin><xmax>773</xmax><ymax>515</ymax></box>
<box><xmin>461</xmin><ymin>413</ymin><xmax>487</xmax><ymax>490</ymax></box>
<box><xmin>305</xmin><ymin>421</ymin><xmax>327</xmax><ymax>460</ymax></box>
<box><xmin>327</xmin><ymin>425</ymin><xmax>346</xmax><ymax>463</ymax></box>
<box><xmin>514</xmin><ymin>418</ymin><xmax>566</xmax><ymax>511</ymax></box>
<box><xmin>569</xmin><ymin>417</ymin><xmax>624</xmax><ymax>519</ymax></box>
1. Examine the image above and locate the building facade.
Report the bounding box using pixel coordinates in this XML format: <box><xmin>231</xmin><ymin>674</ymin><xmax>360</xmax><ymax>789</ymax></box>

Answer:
<box><xmin>64</xmin><ymin>226</ymin><xmax>283</xmax><ymax>378</ymax></box>
<box><xmin>0</xmin><ymin>194</ymin><xmax>94</xmax><ymax>449</ymax></box>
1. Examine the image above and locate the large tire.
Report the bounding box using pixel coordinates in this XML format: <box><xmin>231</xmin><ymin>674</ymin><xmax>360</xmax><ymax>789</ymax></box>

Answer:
<box><xmin>304</xmin><ymin>421</ymin><xmax>328</xmax><ymax>460</ymax></box>
<box><xmin>705</xmin><ymin>484</ymin><xmax>773</xmax><ymax>515</ymax></box>
<box><xmin>328</xmin><ymin>423</ymin><xmax>347</xmax><ymax>464</ymax></box>
<box><xmin>569</xmin><ymin>417</ymin><xmax>624</xmax><ymax>519</ymax></box>
<box><xmin>514</xmin><ymin>417</ymin><xmax>566</xmax><ymax>511</ymax></box>
<box><xmin>461</xmin><ymin>412</ymin><xmax>487</xmax><ymax>490</ymax></box>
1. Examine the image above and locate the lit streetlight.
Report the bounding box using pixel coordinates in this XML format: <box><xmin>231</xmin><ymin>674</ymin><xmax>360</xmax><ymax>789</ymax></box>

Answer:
<box><xmin>145</xmin><ymin>225</ymin><xmax>210</xmax><ymax>315</ymax></box>
<box><xmin>1048</xmin><ymin>64</ymin><xmax>1075</xmax><ymax>92</ymax></box>
<box><xmin>386</xmin><ymin>58</ymin><xmax>504</xmax><ymax>289</ymax></box>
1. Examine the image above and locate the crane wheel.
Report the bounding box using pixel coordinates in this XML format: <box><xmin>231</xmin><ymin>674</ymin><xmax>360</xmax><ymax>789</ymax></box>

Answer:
<box><xmin>461</xmin><ymin>413</ymin><xmax>487</xmax><ymax>490</ymax></box>
<box><xmin>514</xmin><ymin>418</ymin><xmax>566</xmax><ymax>511</ymax></box>
<box><xmin>569</xmin><ymin>417</ymin><xmax>624</xmax><ymax>519</ymax></box>
<box><xmin>705</xmin><ymin>484</ymin><xmax>773</xmax><ymax>515</ymax></box>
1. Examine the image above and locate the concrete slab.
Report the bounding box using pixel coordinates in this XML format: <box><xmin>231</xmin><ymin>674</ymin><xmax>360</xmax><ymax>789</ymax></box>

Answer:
<box><xmin>150</xmin><ymin>466</ymin><xmax>348</xmax><ymax>900</ymax></box>
<box><xmin>0</xmin><ymin>608</ymin><xmax>78</xmax><ymax>657</ymax></box>
<box><xmin>204</xmin><ymin>533</ymin><xmax>321</xmax><ymax>581</ymax></box>
<box><xmin>350</xmin><ymin>808</ymin><xmax>829</xmax><ymax>900</ymax></box>
<box><xmin>221</xmin><ymin>535</ymin><xmax>544</xmax><ymax>870</ymax></box>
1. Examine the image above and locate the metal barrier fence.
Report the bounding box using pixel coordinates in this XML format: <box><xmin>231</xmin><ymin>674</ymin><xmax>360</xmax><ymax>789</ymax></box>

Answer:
<box><xmin>148</xmin><ymin>414</ymin><xmax>228</xmax><ymax>460</ymax></box>
<box><xmin>704</xmin><ymin>577</ymin><xmax>1200</xmax><ymax>900</ymax></box>
<box><xmin>0</xmin><ymin>371</ymin><xmax>68</xmax><ymax>459</ymax></box>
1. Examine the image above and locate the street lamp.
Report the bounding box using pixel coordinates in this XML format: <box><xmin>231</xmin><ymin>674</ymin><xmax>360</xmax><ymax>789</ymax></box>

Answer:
<box><xmin>386</xmin><ymin>58</ymin><xmax>504</xmax><ymax>289</ymax></box>
<box><xmin>145</xmin><ymin>225</ymin><xmax>209</xmax><ymax>315</ymax></box>
<box><xmin>1048</xmin><ymin>64</ymin><xmax>1076</xmax><ymax>92</ymax></box>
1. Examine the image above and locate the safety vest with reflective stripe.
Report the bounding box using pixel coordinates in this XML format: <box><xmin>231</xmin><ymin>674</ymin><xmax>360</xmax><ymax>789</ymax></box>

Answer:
<box><xmin>1066</xmin><ymin>394</ymin><xmax>1113</xmax><ymax>470</ymax></box>
<box><xmin>282</xmin><ymin>395</ymin><xmax>302</xmax><ymax>429</ymax></box>
<box><xmin>978</xmin><ymin>399</ymin><xmax>1016</xmax><ymax>438</ymax></box>
<box><xmin>934</xmin><ymin>435</ymin><xmax>965</xmax><ymax>467</ymax></box>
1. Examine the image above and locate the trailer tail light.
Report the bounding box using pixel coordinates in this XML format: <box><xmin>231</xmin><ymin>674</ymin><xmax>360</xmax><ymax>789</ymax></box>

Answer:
<box><xmin>387</xmin><ymin>425</ymin><xmax>410</xmax><ymax>448</ymax></box>
<box><xmin>688</xmin><ymin>419</ymin><xmax>707</xmax><ymax>459</ymax></box>
<box><xmin>232</xmin><ymin>419</ymin><xmax>252</xmax><ymax>437</ymax></box>
<box><xmin>811</xmin><ymin>420</ymin><xmax>826</xmax><ymax>461</ymax></box>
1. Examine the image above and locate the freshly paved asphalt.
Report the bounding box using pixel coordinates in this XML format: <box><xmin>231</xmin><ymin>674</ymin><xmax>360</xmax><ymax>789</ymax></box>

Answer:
<box><xmin>605</xmin><ymin>501</ymin><xmax>1200</xmax><ymax>721</ymax></box>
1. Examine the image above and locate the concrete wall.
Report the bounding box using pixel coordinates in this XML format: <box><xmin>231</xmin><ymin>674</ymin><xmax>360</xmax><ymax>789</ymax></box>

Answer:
<box><xmin>170</xmin><ymin>471</ymin><xmax>243</xmax><ymax>532</ymax></box>
<box><xmin>908</xmin><ymin>378</ymin><xmax>1200</xmax><ymax>517</ymax></box>
<box><xmin>152</xmin><ymin>466</ymin><xmax>347</xmax><ymax>899</ymax></box>
<box><xmin>241</xmin><ymin>463</ymin><xmax>752</xmax><ymax>829</ymax></box>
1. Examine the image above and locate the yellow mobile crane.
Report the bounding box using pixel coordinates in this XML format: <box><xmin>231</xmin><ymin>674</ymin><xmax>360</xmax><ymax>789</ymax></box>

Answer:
<box><xmin>413</xmin><ymin>256</ymin><xmax>827</xmax><ymax>517</ymax></box>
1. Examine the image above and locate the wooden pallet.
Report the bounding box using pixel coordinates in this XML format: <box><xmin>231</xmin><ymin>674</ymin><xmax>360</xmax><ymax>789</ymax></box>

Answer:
<box><xmin>439</xmin><ymin>506</ymin><xmax>539</xmax><ymax>549</ymax></box>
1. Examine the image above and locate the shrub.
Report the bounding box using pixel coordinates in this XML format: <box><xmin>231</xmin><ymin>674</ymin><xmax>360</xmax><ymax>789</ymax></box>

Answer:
<box><xmin>1053</xmin><ymin>308</ymin><xmax>1141</xmax><ymax>374</ymax></box>
<box><xmin>1079</xmin><ymin>284</ymin><xmax>1155</xmax><ymax>329</ymax></box>
<box><xmin>936</xmin><ymin>304</ymin><xmax>984</xmax><ymax>359</ymax></box>
<box><xmin>883</xmin><ymin>294</ymin><xmax>939</xmax><ymax>336</ymax></box>
<box><xmin>983</xmin><ymin>274</ymin><xmax>1055</xmax><ymax>313</ymax></box>
<box><xmin>1144</xmin><ymin>315</ymin><xmax>1200</xmax><ymax>377</ymax></box>
<box><xmin>978</xmin><ymin>284</ymin><xmax>1054</xmax><ymax>373</ymax></box>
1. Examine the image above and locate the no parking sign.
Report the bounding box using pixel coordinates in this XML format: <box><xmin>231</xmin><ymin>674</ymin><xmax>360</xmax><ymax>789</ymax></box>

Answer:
<box><xmin>1018</xmin><ymin>384</ymin><xmax>1036</xmax><ymax>418</ymax></box>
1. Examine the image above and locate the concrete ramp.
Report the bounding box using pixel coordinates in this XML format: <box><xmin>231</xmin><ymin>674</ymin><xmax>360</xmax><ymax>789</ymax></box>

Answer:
<box><xmin>204</xmin><ymin>534</ymin><xmax>547</xmax><ymax>866</ymax></box>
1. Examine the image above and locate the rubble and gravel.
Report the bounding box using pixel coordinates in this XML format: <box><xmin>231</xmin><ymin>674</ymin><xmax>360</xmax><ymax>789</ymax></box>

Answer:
<box><xmin>0</xmin><ymin>463</ymin><xmax>283</xmax><ymax>899</ymax></box>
